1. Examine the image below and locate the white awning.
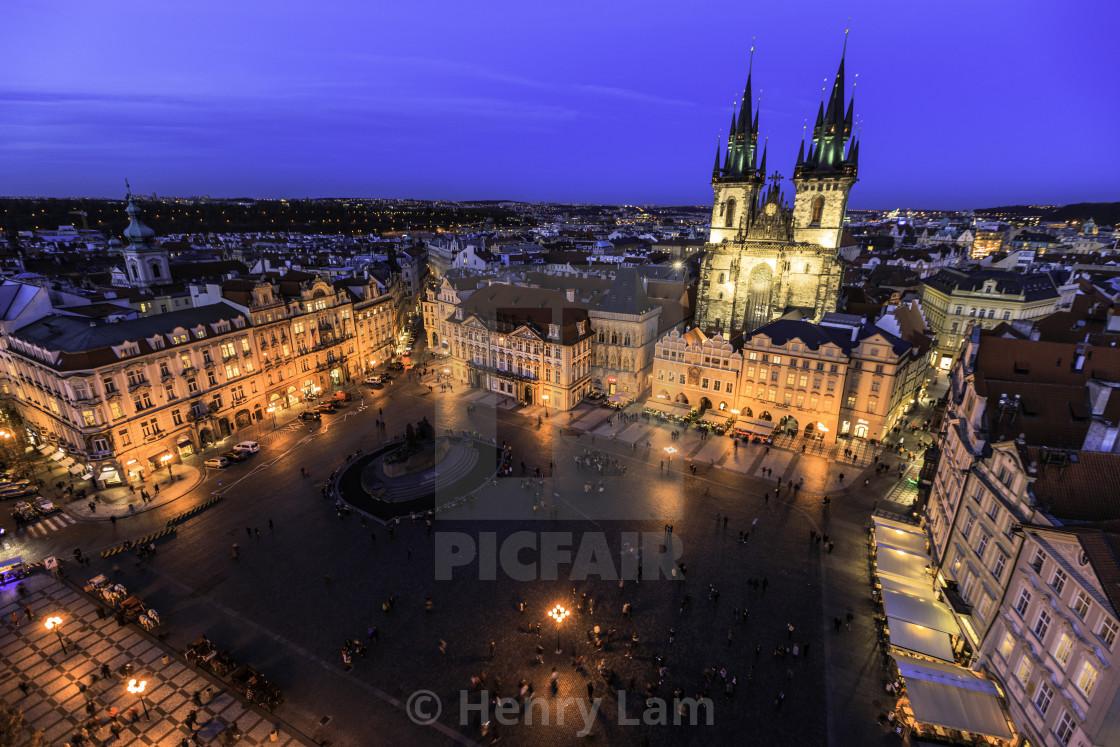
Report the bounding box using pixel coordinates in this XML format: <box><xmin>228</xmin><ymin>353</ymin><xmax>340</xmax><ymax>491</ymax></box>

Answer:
<box><xmin>873</xmin><ymin>514</ymin><xmax>926</xmax><ymax>537</ymax></box>
<box><xmin>875</xmin><ymin>547</ymin><xmax>931</xmax><ymax>584</ymax></box>
<box><xmin>701</xmin><ymin>411</ymin><xmax>730</xmax><ymax>425</ymax></box>
<box><xmin>58</xmin><ymin>457</ymin><xmax>76</xmax><ymax>468</ymax></box>
<box><xmin>735</xmin><ymin>416</ymin><xmax>777</xmax><ymax>435</ymax></box>
<box><xmin>874</xmin><ymin>527</ymin><xmax>928</xmax><ymax>557</ymax></box>
<box><xmin>879</xmin><ymin>574</ymin><xmax>937</xmax><ymax>601</ymax></box>
<box><xmin>68</xmin><ymin>464</ymin><xmax>84</xmax><ymax>475</ymax></box>
<box><xmin>882</xmin><ymin>588</ymin><xmax>959</xmax><ymax>636</ymax></box>
<box><xmin>51</xmin><ymin>451</ymin><xmax>66</xmax><ymax>461</ymax></box>
<box><xmin>891</xmin><ymin>654</ymin><xmax>1013</xmax><ymax>739</ymax></box>
<box><xmin>888</xmin><ymin>618</ymin><xmax>955</xmax><ymax>662</ymax></box>
<box><xmin>37</xmin><ymin>444</ymin><xmax>55</xmax><ymax>455</ymax></box>
<box><xmin>644</xmin><ymin>399</ymin><xmax>692</xmax><ymax>417</ymax></box>
<box><xmin>608</xmin><ymin>393</ymin><xmax>630</xmax><ymax>405</ymax></box>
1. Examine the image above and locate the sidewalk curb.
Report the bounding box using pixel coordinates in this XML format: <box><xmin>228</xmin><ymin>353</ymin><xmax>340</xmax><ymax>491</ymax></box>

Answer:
<box><xmin>69</xmin><ymin>467</ymin><xmax>207</xmax><ymax>523</ymax></box>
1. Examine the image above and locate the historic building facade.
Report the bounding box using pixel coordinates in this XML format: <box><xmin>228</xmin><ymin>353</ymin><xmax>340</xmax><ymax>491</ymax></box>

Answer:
<box><xmin>696</xmin><ymin>52</ymin><xmax>857</xmax><ymax>336</ymax></box>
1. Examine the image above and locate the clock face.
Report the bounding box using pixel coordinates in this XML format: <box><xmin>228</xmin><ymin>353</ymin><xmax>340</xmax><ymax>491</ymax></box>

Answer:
<box><xmin>764</xmin><ymin>202</ymin><xmax>777</xmax><ymax>216</ymax></box>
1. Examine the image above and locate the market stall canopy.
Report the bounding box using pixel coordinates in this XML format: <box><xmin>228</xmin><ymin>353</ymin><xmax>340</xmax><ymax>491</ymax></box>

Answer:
<box><xmin>701</xmin><ymin>411</ymin><xmax>731</xmax><ymax>425</ymax></box>
<box><xmin>888</xmin><ymin>618</ymin><xmax>955</xmax><ymax>662</ymax></box>
<box><xmin>875</xmin><ymin>548</ymin><xmax>931</xmax><ymax>584</ymax></box>
<box><xmin>644</xmin><ymin>399</ymin><xmax>692</xmax><ymax>417</ymax></box>
<box><xmin>37</xmin><ymin>444</ymin><xmax>55</xmax><ymax>455</ymax></box>
<box><xmin>736</xmin><ymin>416</ymin><xmax>777</xmax><ymax>435</ymax></box>
<box><xmin>58</xmin><ymin>457</ymin><xmax>76</xmax><ymax>469</ymax></box>
<box><xmin>879</xmin><ymin>574</ymin><xmax>937</xmax><ymax>601</ymax></box>
<box><xmin>874</xmin><ymin>527</ymin><xmax>928</xmax><ymax>557</ymax></box>
<box><xmin>892</xmin><ymin>654</ymin><xmax>1013</xmax><ymax>740</ymax></box>
<box><xmin>873</xmin><ymin>514</ymin><xmax>926</xmax><ymax>538</ymax></box>
<box><xmin>608</xmin><ymin>393</ymin><xmax>631</xmax><ymax>406</ymax></box>
<box><xmin>68</xmin><ymin>464</ymin><xmax>84</xmax><ymax>476</ymax></box>
<box><xmin>882</xmin><ymin>588</ymin><xmax>959</xmax><ymax>635</ymax></box>
<box><xmin>50</xmin><ymin>451</ymin><xmax>66</xmax><ymax>461</ymax></box>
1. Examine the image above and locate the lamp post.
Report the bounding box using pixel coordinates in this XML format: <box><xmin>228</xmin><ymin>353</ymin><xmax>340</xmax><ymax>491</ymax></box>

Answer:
<box><xmin>664</xmin><ymin>445</ymin><xmax>677</xmax><ymax>466</ymax></box>
<box><xmin>127</xmin><ymin>678</ymin><xmax>150</xmax><ymax>720</ymax></box>
<box><xmin>267</xmin><ymin>404</ymin><xmax>277</xmax><ymax>433</ymax></box>
<box><xmin>548</xmin><ymin>604</ymin><xmax>569</xmax><ymax>655</ymax></box>
<box><xmin>160</xmin><ymin>453</ymin><xmax>173</xmax><ymax>483</ymax></box>
<box><xmin>542</xmin><ymin>394</ymin><xmax>549</xmax><ymax>418</ymax></box>
<box><xmin>44</xmin><ymin>616</ymin><xmax>66</xmax><ymax>654</ymax></box>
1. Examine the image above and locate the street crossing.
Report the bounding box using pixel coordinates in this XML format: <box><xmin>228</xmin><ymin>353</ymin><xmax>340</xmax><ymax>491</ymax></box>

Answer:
<box><xmin>21</xmin><ymin>512</ymin><xmax>76</xmax><ymax>537</ymax></box>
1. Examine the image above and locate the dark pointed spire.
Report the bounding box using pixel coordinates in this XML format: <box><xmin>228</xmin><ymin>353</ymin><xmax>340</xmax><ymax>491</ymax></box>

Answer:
<box><xmin>759</xmin><ymin>137</ymin><xmax>768</xmax><ymax>180</ymax></box>
<box><xmin>796</xmin><ymin>138</ymin><xmax>805</xmax><ymax>168</ymax></box>
<box><xmin>713</xmin><ymin>135</ymin><xmax>722</xmax><ymax>178</ymax></box>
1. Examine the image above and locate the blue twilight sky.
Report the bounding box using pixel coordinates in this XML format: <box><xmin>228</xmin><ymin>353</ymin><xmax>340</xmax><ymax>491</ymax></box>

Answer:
<box><xmin>1</xmin><ymin>1</ymin><xmax>1116</xmax><ymax>209</ymax></box>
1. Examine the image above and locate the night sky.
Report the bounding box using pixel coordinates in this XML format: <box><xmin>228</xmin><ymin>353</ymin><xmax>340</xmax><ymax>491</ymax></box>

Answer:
<box><xmin>2</xmin><ymin>1</ymin><xmax>1116</xmax><ymax>209</ymax></box>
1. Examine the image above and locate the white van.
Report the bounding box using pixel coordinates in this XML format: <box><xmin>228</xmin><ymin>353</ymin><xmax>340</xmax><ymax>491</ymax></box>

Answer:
<box><xmin>364</xmin><ymin>376</ymin><xmax>382</xmax><ymax>385</ymax></box>
<box><xmin>233</xmin><ymin>441</ymin><xmax>260</xmax><ymax>454</ymax></box>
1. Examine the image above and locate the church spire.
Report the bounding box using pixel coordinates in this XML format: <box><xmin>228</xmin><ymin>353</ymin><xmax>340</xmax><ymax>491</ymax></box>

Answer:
<box><xmin>721</xmin><ymin>46</ymin><xmax>761</xmax><ymax>179</ymax></box>
<box><xmin>713</xmin><ymin>135</ymin><xmax>722</xmax><ymax>178</ymax></box>
<box><xmin>797</xmin><ymin>30</ymin><xmax>856</xmax><ymax>176</ymax></box>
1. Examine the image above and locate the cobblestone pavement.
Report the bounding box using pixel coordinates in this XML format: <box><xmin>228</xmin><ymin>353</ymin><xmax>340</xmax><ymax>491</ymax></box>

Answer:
<box><xmin>1</xmin><ymin>574</ymin><xmax>312</xmax><ymax>746</ymax></box>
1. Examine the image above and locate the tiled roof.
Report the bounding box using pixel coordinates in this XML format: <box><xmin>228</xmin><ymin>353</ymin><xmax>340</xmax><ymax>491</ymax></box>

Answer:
<box><xmin>1023</xmin><ymin>447</ymin><xmax>1120</xmax><ymax>523</ymax></box>
<box><xmin>591</xmin><ymin>267</ymin><xmax>655</xmax><ymax>315</ymax></box>
<box><xmin>456</xmin><ymin>284</ymin><xmax>592</xmax><ymax>345</ymax></box>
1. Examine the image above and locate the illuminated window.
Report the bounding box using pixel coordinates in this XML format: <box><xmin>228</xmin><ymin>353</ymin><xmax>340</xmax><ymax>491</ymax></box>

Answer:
<box><xmin>1098</xmin><ymin>617</ymin><xmax>1118</xmax><ymax>649</ymax></box>
<box><xmin>999</xmin><ymin>632</ymin><xmax>1015</xmax><ymax>660</ymax></box>
<box><xmin>1054</xmin><ymin>633</ymin><xmax>1072</xmax><ymax>668</ymax></box>
<box><xmin>1076</xmin><ymin>661</ymin><xmax>1098</xmax><ymax>700</ymax></box>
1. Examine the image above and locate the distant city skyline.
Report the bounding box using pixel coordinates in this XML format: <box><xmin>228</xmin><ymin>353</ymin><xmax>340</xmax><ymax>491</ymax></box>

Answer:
<box><xmin>2</xmin><ymin>1</ymin><xmax>1116</xmax><ymax>210</ymax></box>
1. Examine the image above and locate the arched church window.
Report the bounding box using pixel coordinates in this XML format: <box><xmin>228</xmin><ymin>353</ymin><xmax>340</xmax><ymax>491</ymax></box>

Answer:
<box><xmin>598</xmin><ymin>331</ymin><xmax>604</xmax><ymax>343</ymax></box>
<box><xmin>718</xmin><ymin>272</ymin><xmax>725</xmax><ymax>283</ymax></box>
<box><xmin>611</xmin><ymin>332</ymin><xmax>617</xmax><ymax>345</ymax></box>
<box><xmin>624</xmin><ymin>335</ymin><xmax>630</xmax><ymax>346</ymax></box>
<box><xmin>718</xmin><ymin>292</ymin><xmax>723</xmax><ymax>300</ymax></box>
<box><xmin>810</xmin><ymin>196</ymin><xmax>824</xmax><ymax>226</ymax></box>
<box><xmin>150</xmin><ymin>262</ymin><xmax>162</xmax><ymax>279</ymax></box>
<box><xmin>724</xmin><ymin>199</ymin><xmax>737</xmax><ymax>228</ymax></box>
<box><xmin>129</xmin><ymin>261</ymin><xmax>139</xmax><ymax>279</ymax></box>
<box><xmin>804</xmin><ymin>264</ymin><xmax>811</xmax><ymax>274</ymax></box>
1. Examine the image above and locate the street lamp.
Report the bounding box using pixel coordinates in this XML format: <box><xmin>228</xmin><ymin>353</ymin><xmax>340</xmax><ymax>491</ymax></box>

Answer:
<box><xmin>127</xmin><ymin>678</ymin><xmax>150</xmax><ymax>720</ymax></box>
<box><xmin>160</xmin><ymin>453</ymin><xmax>173</xmax><ymax>482</ymax></box>
<box><xmin>44</xmin><ymin>616</ymin><xmax>66</xmax><ymax>654</ymax></box>
<box><xmin>548</xmin><ymin>604</ymin><xmax>569</xmax><ymax>654</ymax></box>
<box><xmin>664</xmin><ymin>445</ymin><xmax>677</xmax><ymax>465</ymax></box>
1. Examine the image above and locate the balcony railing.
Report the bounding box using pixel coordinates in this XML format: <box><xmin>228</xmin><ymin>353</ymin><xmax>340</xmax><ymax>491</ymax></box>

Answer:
<box><xmin>127</xmin><ymin>378</ymin><xmax>151</xmax><ymax>392</ymax></box>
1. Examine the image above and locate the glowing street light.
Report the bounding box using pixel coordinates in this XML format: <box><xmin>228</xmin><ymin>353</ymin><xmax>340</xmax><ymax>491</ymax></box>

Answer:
<box><xmin>127</xmin><ymin>678</ymin><xmax>150</xmax><ymax>720</ymax></box>
<box><xmin>548</xmin><ymin>604</ymin><xmax>570</xmax><ymax>654</ymax></box>
<box><xmin>664</xmin><ymin>445</ymin><xmax>677</xmax><ymax>465</ymax></box>
<box><xmin>44</xmin><ymin>616</ymin><xmax>66</xmax><ymax>654</ymax></box>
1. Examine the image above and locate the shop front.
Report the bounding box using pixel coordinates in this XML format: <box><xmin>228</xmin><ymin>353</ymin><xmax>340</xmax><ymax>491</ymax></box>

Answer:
<box><xmin>98</xmin><ymin>463</ymin><xmax>123</xmax><ymax>487</ymax></box>
<box><xmin>177</xmin><ymin>435</ymin><xmax>194</xmax><ymax>457</ymax></box>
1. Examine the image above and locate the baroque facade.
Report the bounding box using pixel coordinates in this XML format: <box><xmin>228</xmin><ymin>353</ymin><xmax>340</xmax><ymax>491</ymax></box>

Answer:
<box><xmin>696</xmin><ymin>51</ymin><xmax>857</xmax><ymax>336</ymax></box>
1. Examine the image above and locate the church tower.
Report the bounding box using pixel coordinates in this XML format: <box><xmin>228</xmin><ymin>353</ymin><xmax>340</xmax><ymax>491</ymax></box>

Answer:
<box><xmin>709</xmin><ymin>55</ymin><xmax>764</xmax><ymax>244</ymax></box>
<box><xmin>791</xmin><ymin>42</ymin><xmax>859</xmax><ymax>250</ymax></box>
<box><xmin>119</xmin><ymin>190</ymin><xmax>171</xmax><ymax>288</ymax></box>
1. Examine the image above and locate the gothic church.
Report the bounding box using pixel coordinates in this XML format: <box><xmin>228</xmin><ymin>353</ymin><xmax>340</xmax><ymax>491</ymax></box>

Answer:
<box><xmin>695</xmin><ymin>46</ymin><xmax>859</xmax><ymax>336</ymax></box>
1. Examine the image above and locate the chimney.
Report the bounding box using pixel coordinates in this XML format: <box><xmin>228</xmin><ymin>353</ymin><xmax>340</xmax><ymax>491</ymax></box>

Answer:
<box><xmin>566</xmin><ymin>289</ymin><xmax>575</xmax><ymax>303</ymax></box>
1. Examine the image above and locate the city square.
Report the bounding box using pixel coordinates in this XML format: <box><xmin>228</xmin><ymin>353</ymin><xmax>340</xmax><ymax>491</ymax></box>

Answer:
<box><xmin>3</xmin><ymin>4</ymin><xmax>1117</xmax><ymax>747</ymax></box>
<box><xmin>2</xmin><ymin>354</ymin><xmax>935</xmax><ymax>746</ymax></box>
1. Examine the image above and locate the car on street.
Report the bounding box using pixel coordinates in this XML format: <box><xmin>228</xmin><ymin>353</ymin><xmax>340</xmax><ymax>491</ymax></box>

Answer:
<box><xmin>221</xmin><ymin>450</ymin><xmax>248</xmax><ymax>463</ymax></box>
<box><xmin>364</xmin><ymin>376</ymin><xmax>382</xmax><ymax>385</ymax></box>
<box><xmin>204</xmin><ymin>457</ymin><xmax>229</xmax><ymax>469</ymax></box>
<box><xmin>387</xmin><ymin>361</ymin><xmax>404</xmax><ymax>370</ymax></box>
<box><xmin>12</xmin><ymin>501</ymin><xmax>37</xmax><ymax>523</ymax></box>
<box><xmin>0</xmin><ymin>485</ymin><xmax>33</xmax><ymax>500</ymax></box>
<box><xmin>33</xmin><ymin>497</ymin><xmax>58</xmax><ymax>515</ymax></box>
<box><xmin>367</xmin><ymin>381</ymin><xmax>384</xmax><ymax>390</ymax></box>
<box><xmin>314</xmin><ymin>403</ymin><xmax>337</xmax><ymax>413</ymax></box>
<box><xmin>380</xmin><ymin>374</ymin><xmax>393</xmax><ymax>383</ymax></box>
<box><xmin>298</xmin><ymin>411</ymin><xmax>321</xmax><ymax>421</ymax></box>
<box><xmin>233</xmin><ymin>441</ymin><xmax>259</xmax><ymax>454</ymax></box>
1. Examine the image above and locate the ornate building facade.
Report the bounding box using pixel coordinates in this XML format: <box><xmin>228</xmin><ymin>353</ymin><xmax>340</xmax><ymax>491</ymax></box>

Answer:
<box><xmin>696</xmin><ymin>51</ymin><xmax>857</xmax><ymax>336</ymax></box>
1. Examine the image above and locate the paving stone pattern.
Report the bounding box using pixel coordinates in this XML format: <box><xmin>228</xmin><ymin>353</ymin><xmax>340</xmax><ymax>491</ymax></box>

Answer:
<box><xmin>1</xmin><ymin>579</ymin><xmax>310</xmax><ymax>746</ymax></box>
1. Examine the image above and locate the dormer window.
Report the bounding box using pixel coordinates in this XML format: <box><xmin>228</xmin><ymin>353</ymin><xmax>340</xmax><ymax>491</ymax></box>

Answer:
<box><xmin>195</xmin><ymin>327</ymin><xmax>207</xmax><ymax>339</ymax></box>
<box><xmin>576</xmin><ymin>321</ymin><xmax>586</xmax><ymax>335</ymax></box>
<box><xmin>455</xmin><ymin>309</ymin><xmax>463</xmax><ymax>320</ymax></box>
<box><xmin>549</xmin><ymin>324</ymin><xmax>559</xmax><ymax>339</ymax></box>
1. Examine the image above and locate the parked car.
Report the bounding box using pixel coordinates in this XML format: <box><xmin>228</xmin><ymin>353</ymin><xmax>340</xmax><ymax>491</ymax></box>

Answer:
<box><xmin>387</xmin><ymin>361</ymin><xmax>404</xmax><ymax>370</ymax></box>
<box><xmin>380</xmin><ymin>374</ymin><xmax>393</xmax><ymax>383</ymax></box>
<box><xmin>222</xmin><ymin>450</ymin><xmax>248</xmax><ymax>463</ymax></box>
<box><xmin>298</xmin><ymin>411</ymin><xmax>321</xmax><ymax>422</ymax></box>
<box><xmin>204</xmin><ymin>457</ymin><xmax>229</xmax><ymax>469</ymax></box>
<box><xmin>315</xmin><ymin>403</ymin><xmax>336</xmax><ymax>413</ymax></box>
<box><xmin>12</xmin><ymin>501</ymin><xmax>37</xmax><ymax>523</ymax></box>
<box><xmin>364</xmin><ymin>376</ymin><xmax>382</xmax><ymax>385</ymax></box>
<box><xmin>33</xmin><ymin>497</ymin><xmax>58</xmax><ymax>515</ymax></box>
<box><xmin>233</xmin><ymin>441</ymin><xmax>259</xmax><ymax>454</ymax></box>
<box><xmin>0</xmin><ymin>486</ymin><xmax>33</xmax><ymax>500</ymax></box>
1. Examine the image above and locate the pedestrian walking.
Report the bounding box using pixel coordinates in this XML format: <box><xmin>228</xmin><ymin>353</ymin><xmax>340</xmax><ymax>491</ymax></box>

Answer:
<box><xmin>489</xmin><ymin>641</ymin><xmax>495</xmax><ymax>659</ymax></box>
<box><xmin>439</xmin><ymin>639</ymin><xmax>447</xmax><ymax>655</ymax></box>
<box><xmin>587</xmin><ymin>682</ymin><xmax>594</xmax><ymax>699</ymax></box>
<box><xmin>727</xmin><ymin>628</ymin><xmax>734</xmax><ymax>645</ymax></box>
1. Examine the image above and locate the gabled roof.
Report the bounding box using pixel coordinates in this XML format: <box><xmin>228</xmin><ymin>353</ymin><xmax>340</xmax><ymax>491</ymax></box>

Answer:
<box><xmin>922</xmin><ymin>268</ymin><xmax>1059</xmax><ymax>301</ymax></box>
